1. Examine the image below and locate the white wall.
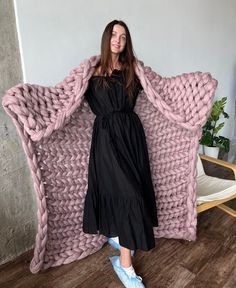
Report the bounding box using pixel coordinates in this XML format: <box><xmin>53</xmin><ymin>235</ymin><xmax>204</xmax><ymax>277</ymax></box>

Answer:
<box><xmin>14</xmin><ymin>0</ymin><xmax>236</xmax><ymax>140</ymax></box>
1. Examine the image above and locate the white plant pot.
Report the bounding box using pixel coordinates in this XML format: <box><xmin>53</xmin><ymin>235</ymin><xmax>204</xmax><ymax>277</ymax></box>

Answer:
<box><xmin>204</xmin><ymin>146</ymin><xmax>220</xmax><ymax>159</ymax></box>
<box><xmin>198</xmin><ymin>144</ymin><xmax>204</xmax><ymax>154</ymax></box>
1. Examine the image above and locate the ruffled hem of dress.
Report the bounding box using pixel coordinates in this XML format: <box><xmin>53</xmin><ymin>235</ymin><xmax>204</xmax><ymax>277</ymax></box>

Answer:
<box><xmin>82</xmin><ymin>192</ymin><xmax>158</xmax><ymax>251</ymax></box>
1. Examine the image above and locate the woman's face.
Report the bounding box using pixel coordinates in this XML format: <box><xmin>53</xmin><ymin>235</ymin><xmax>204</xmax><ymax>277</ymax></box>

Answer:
<box><xmin>110</xmin><ymin>24</ymin><xmax>127</xmax><ymax>55</ymax></box>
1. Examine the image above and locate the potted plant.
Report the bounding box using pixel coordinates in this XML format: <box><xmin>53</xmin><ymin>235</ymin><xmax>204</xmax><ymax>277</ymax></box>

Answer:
<box><xmin>199</xmin><ymin>96</ymin><xmax>230</xmax><ymax>158</ymax></box>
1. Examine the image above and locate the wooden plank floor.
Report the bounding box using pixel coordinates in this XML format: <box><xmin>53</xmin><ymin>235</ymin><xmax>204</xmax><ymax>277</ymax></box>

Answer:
<box><xmin>0</xmin><ymin>164</ymin><xmax>236</xmax><ymax>288</ymax></box>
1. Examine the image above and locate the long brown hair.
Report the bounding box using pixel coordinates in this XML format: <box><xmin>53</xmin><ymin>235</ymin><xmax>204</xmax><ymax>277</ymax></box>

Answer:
<box><xmin>94</xmin><ymin>19</ymin><xmax>140</xmax><ymax>100</ymax></box>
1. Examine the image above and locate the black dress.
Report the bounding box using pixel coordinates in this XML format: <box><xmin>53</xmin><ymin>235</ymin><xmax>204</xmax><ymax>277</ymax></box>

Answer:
<box><xmin>82</xmin><ymin>69</ymin><xmax>158</xmax><ymax>251</ymax></box>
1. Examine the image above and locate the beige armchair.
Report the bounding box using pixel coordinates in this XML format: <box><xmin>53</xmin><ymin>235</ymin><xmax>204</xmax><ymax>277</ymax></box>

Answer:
<box><xmin>196</xmin><ymin>154</ymin><xmax>236</xmax><ymax>217</ymax></box>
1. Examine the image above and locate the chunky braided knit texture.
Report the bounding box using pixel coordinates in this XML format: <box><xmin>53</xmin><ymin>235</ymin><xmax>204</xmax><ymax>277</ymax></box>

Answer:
<box><xmin>2</xmin><ymin>55</ymin><xmax>217</xmax><ymax>273</ymax></box>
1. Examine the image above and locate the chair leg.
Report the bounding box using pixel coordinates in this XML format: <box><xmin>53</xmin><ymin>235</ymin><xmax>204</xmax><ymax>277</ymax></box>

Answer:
<box><xmin>216</xmin><ymin>204</ymin><xmax>236</xmax><ymax>217</ymax></box>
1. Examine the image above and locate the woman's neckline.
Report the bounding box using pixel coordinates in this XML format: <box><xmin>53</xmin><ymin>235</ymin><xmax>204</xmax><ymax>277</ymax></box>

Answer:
<box><xmin>92</xmin><ymin>69</ymin><xmax>122</xmax><ymax>78</ymax></box>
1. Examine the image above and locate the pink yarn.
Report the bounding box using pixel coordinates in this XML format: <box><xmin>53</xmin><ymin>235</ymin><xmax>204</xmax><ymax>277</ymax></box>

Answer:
<box><xmin>2</xmin><ymin>54</ymin><xmax>218</xmax><ymax>273</ymax></box>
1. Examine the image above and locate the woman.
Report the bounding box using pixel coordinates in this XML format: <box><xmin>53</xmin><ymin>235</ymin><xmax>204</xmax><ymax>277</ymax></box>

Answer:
<box><xmin>82</xmin><ymin>19</ymin><xmax>158</xmax><ymax>288</ymax></box>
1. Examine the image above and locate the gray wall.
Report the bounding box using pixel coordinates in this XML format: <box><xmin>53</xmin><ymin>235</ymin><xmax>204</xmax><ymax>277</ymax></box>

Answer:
<box><xmin>0</xmin><ymin>0</ymin><xmax>37</xmax><ymax>265</ymax></box>
<box><xmin>1</xmin><ymin>0</ymin><xmax>236</xmax><ymax>265</ymax></box>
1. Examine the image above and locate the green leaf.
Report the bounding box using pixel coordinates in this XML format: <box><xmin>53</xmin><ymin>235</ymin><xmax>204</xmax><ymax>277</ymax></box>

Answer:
<box><xmin>199</xmin><ymin>97</ymin><xmax>230</xmax><ymax>153</ymax></box>
<box><xmin>213</xmin><ymin>136</ymin><xmax>230</xmax><ymax>153</ymax></box>
<box><xmin>222</xmin><ymin>111</ymin><xmax>229</xmax><ymax>118</ymax></box>
<box><xmin>213</xmin><ymin>122</ymin><xmax>224</xmax><ymax>134</ymax></box>
<box><xmin>200</xmin><ymin>131</ymin><xmax>213</xmax><ymax>146</ymax></box>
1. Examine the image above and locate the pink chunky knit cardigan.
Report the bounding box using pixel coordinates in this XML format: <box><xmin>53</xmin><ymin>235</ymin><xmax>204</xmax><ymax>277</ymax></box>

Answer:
<box><xmin>2</xmin><ymin>54</ymin><xmax>218</xmax><ymax>273</ymax></box>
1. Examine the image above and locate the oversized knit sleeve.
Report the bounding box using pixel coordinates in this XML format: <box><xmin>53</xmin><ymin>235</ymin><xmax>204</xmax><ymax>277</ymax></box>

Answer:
<box><xmin>2</xmin><ymin>64</ymin><xmax>87</xmax><ymax>142</ymax></box>
<box><xmin>139</xmin><ymin>64</ymin><xmax>218</xmax><ymax>132</ymax></box>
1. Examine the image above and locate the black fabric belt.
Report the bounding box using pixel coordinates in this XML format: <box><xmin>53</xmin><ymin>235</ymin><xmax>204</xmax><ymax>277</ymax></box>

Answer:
<box><xmin>96</xmin><ymin>111</ymin><xmax>135</xmax><ymax>161</ymax></box>
<box><xmin>98</xmin><ymin>110</ymin><xmax>134</xmax><ymax>129</ymax></box>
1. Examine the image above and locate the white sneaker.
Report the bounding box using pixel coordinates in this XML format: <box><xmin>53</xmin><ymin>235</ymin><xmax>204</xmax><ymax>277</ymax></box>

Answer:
<box><xmin>109</xmin><ymin>255</ymin><xmax>145</xmax><ymax>288</ymax></box>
